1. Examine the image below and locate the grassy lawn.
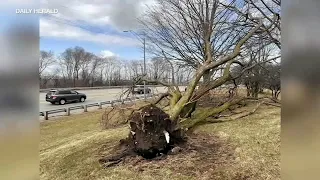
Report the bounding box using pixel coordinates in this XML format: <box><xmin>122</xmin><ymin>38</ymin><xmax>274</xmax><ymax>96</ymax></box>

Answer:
<box><xmin>40</xmin><ymin>103</ymin><xmax>280</xmax><ymax>180</ymax></box>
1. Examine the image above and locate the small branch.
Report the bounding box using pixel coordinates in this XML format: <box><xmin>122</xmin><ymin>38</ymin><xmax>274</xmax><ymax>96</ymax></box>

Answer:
<box><xmin>152</xmin><ymin>93</ymin><xmax>170</xmax><ymax>105</ymax></box>
<box><xmin>161</xmin><ymin>50</ymin><xmax>179</xmax><ymax>91</ymax></box>
<box><xmin>263</xmin><ymin>102</ymin><xmax>281</xmax><ymax>107</ymax></box>
<box><xmin>204</xmin><ymin>19</ymin><xmax>264</xmax><ymax>72</ymax></box>
<box><xmin>138</xmin><ymin>76</ymin><xmax>176</xmax><ymax>93</ymax></box>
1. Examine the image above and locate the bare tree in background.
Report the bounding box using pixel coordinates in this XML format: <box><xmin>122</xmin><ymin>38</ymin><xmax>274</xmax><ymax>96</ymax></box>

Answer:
<box><xmin>79</xmin><ymin>52</ymin><xmax>95</xmax><ymax>86</ymax></box>
<box><xmin>39</xmin><ymin>50</ymin><xmax>55</xmax><ymax>75</ymax></box>
<box><xmin>264</xmin><ymin>63</ymin><xmax>280</xmax><ymax>99</ymax></box>
<box><xmin>233</xmin><ymin>43</ymin><xmax>277</xmax><ymax>98</ymax></box>
<box><xmin>39</xmin><ymin>50</ymin><xmax>56</xmax><ymax>88</ymax></box>
<box><xmin>58</xmin><ymin>47</ymin><xmax>96</xmax><ymax>87</ymax></box>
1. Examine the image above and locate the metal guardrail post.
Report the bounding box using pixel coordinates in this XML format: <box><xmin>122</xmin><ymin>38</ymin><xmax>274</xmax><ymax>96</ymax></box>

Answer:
<box><xmin>84</xmin><ymin>105</ymin><xmax>87</xmax><ymax>112</ymax></box>
<box><xmin>111</xmin><ymin>101</ymin><xmax>114</xmax><ymax>107</ymax></box>
<box><xmin>44</xmin><ymin>111</ymin><xmax>48</xmax><ymax>120</ymax></box>
<box><xmin>66</xmin><ymin>108</ymin><xmax>70</xmax><ymax>116</ymax></box>
<box><xmin>98</xmin><ymin>102</ymin><xmax>102</xmax><ymax>109</ymax></box>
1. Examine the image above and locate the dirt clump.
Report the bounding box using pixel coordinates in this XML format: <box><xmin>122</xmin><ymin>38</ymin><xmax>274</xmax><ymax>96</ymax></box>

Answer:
<box><xmin>99</xmin><ymin>104</ymin><xmax>186</xmax><ymax>166</ymax></box>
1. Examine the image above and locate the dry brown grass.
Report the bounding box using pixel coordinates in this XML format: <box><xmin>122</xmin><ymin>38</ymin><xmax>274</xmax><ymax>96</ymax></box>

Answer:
<box><xmin>40</xmin><ymin>93</ymin><xmax>280</xmax><ymax>180</ymax></box>
<box><xmin>196</xmin><ymin>103</ymin><xmax>281</xmax><ymax>179</ymax></box>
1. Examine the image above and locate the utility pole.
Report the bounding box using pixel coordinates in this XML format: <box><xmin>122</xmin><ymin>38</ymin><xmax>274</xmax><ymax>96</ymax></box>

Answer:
<box><xmin>143</xmin><ymin>37</ymin><xmax>146</xmax><ymax>101</ymax></box>
<box><xmin>123</xmin><ymin>30</ymin><xmax>147</xmax><ymax>101</ymax></box>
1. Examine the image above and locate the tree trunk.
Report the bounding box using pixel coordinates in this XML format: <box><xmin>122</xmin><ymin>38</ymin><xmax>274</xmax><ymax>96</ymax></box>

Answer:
<box><xmin>246</xmin><ymin>87</ymin><xmax>251</xmax><ymax>97</ymax></box>
<box><xmin>73</xmin><ymin>78</ymin><xmax>76</xmax><ymax>87</ymax></box>
<box><xmin>179</xmin><ymin>101</ymin><xmax>197</xmax><ymax>118</ymax></box>
<box><xmin>253</xmin><ymin>83</ymin><xmax>259</xmax><ymax>98</ymax></box>
<box><xmin>199</xmin><ymin>69</ymin><xmax>212</xmax><ymax>90</ymax></box>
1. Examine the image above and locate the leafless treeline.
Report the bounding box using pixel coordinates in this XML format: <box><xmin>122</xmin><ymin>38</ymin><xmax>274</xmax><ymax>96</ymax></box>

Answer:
<box><xmin>39</xmin><ymin>47</ymin><xmax>194</xmax><ymax>89</ymax></box>
<box><xmin>40</xmin><ymin>0</ymin><xmax>281</xmax><ymax>96</ymax></box>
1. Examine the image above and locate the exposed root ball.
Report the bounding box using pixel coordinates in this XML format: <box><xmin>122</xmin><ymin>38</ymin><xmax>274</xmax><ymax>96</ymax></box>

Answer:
<box><xmin>128</xmin><ymin>104</ymin><xmax>185</xmax><ymax>159</ymax></box>
<box><xmin>100</xmin><ymin>104</ymin><xmax>186</xmax><ymax>166</ymax></box>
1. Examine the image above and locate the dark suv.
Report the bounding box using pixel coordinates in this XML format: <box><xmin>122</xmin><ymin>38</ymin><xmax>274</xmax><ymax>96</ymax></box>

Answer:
<box><xmin>46</xmin><ymin>89</ymin><xmax>87</xmax><ymax>105</ymax></box>
<box><xmin>132</xmin><ymin>85</ymin><xmax>151</xmax><ymax>94</ymax></box>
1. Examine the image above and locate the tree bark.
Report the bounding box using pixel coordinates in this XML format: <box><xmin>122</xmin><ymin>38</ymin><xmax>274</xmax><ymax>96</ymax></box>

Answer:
<box><xmin>200</xmin><ymin>69</ymin><xmax>213</xmax><ymax>89</ymax></box>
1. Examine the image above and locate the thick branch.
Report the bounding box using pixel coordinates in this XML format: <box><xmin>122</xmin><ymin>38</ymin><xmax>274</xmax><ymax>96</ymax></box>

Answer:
<box><xmin>152</xmin><ymin>93</ymin><xmax>170</xmax><ymax>105</ymax></box>
<box><xmin>207</xmin><ymin>101</ymin><xmax>262</xmax><ymax>123</ymax></box>
<box><xmin>180</xmin><ymin>97</ymin><xmax>245</xmax><ymax>129</ymax></box>
<box><xmin>191</xmin><ymin>60</ymin><xmax>234</xmax><ymax>101</ymax></box>
<box><xmin>203</xmin><ymin>19</ymin><xmax>264</xmax><ymax>72</ymax></box>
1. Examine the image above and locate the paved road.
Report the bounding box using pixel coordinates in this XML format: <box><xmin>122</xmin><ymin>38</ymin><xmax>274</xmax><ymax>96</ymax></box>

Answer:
<box><xmin>39</xmin><ymin>86</ymin><xmax>185</xmax><ymax>112</ymax></box>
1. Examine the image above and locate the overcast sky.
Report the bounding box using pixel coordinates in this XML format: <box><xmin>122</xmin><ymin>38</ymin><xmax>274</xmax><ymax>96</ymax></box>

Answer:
<box><xmin>40</xmin><ymin>0</ymin><xmax>156</xmax><ymax>60</ymax></box>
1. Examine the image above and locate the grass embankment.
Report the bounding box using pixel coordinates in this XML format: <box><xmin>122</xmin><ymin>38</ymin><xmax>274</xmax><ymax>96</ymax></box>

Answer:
<box><xmin>40</xmin><ymin>102</ymin><xmax>280</xmax><ymax>180</ymax></box>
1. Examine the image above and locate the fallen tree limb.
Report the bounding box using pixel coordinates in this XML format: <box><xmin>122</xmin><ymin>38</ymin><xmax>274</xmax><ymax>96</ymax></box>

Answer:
<box><xmin>246</xmin><ymin>96</ymin><xmax>281</xmax><ymax>104</ymax></box>
<box><xmin>269</xmin><ymin>98</ymin><xmax>281</xmax><ymax>104</ymax></box>
<box><xmin>180</xmin><ymin>98</ymin><xmax>246</xmax><ymax>130</ymax></box>
<box><xmin>263</xmin><ymin>102</ymin><xmax>281</xmax><ymax>107</ymax></box>
<box><xmin>213</xmin><ymin>109</ymin><xmax>247</xmax><ymax>118</ymax></box>
<box><xmin>207</xmin><ymin>101</ymin><xmax>262</xmax><ymax>123</ymax></box>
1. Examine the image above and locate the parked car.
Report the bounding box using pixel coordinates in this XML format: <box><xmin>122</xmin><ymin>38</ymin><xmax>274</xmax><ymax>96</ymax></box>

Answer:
<box><xmin>132</xmin><ymin>85</ymin><xmax>151</xmax><ymax>94</ymax></box>
<box><xmin>46</xmin><ymin>89</ymin><xmax>87</xmax><ymax>105</ymax></box>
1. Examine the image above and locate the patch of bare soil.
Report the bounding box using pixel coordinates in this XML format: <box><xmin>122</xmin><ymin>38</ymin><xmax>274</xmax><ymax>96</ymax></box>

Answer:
<box><xmin>98</xmin><ymin>132</ymin><xmax>248</xmax><ymax>179</ymax></box>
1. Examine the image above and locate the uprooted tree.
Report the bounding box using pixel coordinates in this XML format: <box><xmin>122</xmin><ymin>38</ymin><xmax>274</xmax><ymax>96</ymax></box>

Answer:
<box><xmin>100</xmin><ymin>0</ymin><xmax>281</xmax><ymax>165</ymax></box>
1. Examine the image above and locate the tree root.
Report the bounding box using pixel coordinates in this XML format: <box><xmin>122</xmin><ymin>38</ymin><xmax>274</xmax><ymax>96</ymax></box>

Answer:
<box><xmin>100</xmin><ymin>159</ymin><xmax>123</xmax><ymax>168</ymax></box>
<box><xmin>101</xmin><ymin>94</ymin><xmax>170</xmax><ymax>129</ymax></box>
<box><xmin>99</xmin><ymin>139</ymin><xmax>136</xmax><ymax>168</ymax></box>
<box><xmin>99</xmin><ymin>148</ymin><xmax>136</xmax><ymax>168</ymax></box>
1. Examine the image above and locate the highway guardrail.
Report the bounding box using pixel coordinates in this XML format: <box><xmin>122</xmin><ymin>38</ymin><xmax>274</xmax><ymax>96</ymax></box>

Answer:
<box><xmin>39</xmin><ymin>85</ymin><xmax>174</xmax><ymax>93</ymax></box>
<box><xmin>39</xmin><ymin>94</ymin><xmax>158</xmax><ymax>120</ymax></box>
